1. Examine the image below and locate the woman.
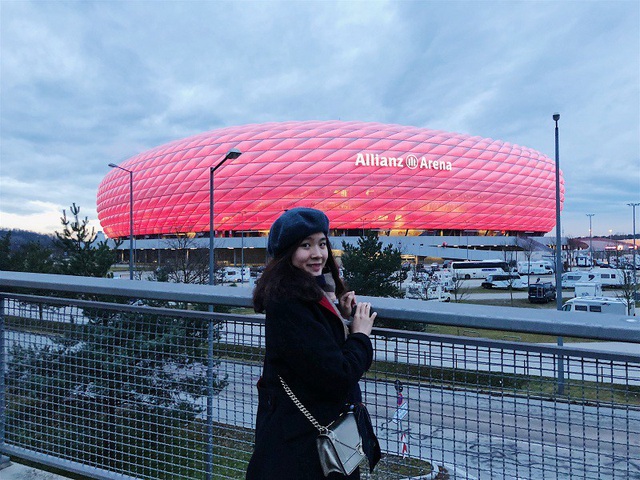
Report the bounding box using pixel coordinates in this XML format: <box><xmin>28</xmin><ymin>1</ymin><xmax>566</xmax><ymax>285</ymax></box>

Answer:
<box><xmin>246</xmin><ymin>207</ymin><xmax>378</xmax><ymax>479</ymax></box>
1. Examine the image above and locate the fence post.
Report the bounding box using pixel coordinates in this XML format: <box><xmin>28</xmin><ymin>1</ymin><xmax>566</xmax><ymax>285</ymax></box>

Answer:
<box><xmin>556</xmin><ymin>338</ymin><xmax>565</xmax><ymax>395</ymax></box>
<box><xmin>206</xmin><ymin>311</ymin><xmax>214</xmax><ymax>480</ymax></box>
<box><xmin>0</xmin><ymin>295</ymin><xmax>10</xmax><ymax>468</ymax></box>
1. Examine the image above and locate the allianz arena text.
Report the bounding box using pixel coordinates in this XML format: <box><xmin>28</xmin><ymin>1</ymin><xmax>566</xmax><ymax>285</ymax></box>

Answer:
<box><xmin>97</xmin><ymin>120</ymin><xmax>564</xmax><ymax>239</ymax></box>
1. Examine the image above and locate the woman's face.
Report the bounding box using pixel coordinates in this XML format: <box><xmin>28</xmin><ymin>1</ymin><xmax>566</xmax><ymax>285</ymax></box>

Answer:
<box><xmin>292</xmin><ymin>232</ymin><xmax>328</xmax><ymax>276</ymax></box>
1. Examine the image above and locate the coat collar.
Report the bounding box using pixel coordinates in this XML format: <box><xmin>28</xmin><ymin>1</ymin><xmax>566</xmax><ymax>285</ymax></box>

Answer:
<box><xmin>318</xmin><ymin>295</ymin><xmax>342</xmax><ymax>320</ymax></box>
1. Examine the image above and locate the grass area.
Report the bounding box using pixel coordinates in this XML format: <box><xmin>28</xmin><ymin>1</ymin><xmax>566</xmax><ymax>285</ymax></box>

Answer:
<box><xmin>369</xmin><ymin>357</ymin><xmax>640</xmax><ymax>407</ymax></box>
<box><xmin>423</xmin><ymin>324</ymin><xmax>593</xmax><ymax>344</ymax></box>
<box><xmin>365</xmin><ymin>454</ymin><xmax>434</xmax><ymax>479</ymax></box>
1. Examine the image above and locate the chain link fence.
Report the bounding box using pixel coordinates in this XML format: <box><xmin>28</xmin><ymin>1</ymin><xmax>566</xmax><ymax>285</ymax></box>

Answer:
<box><xmin>0</xmin><ymin>274</ymin><xmax>638</xmax><ymax>479</ymax></box>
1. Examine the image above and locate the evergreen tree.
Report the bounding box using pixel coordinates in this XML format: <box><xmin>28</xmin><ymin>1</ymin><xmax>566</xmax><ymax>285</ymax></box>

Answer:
<box><xmin>0</xmin><ymin>231</ymin><xmax>13</xmax><ymax>270</ymax></box>
<box><xmin>341</xmin><ymin>233</ymin><xmax>404</xmax><ymax>298</ymax></box>
<box><xmin>0</xmin><ymin>230</ymin><xmax>55</xmax><ymax>273</ymax></box>
<box><xmin>53</xmin><ymin>203</ymin><xmax>118</xmax><ymax>277</ymax></box>
<box><xmin>7</xmin><ymin>204</ymin><xmax>228</xmax><ymax>472</ymax></box>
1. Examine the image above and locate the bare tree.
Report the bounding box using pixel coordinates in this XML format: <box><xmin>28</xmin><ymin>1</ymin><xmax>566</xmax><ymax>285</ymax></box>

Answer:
<box><xmin>450</xmin><ymin>276</ymin><xmax>470</xmax><ymax>303</ymax></box>
<box><xmin>615</xmin><ymin>268</ymin><xmax>639</xmax><ymax>316</ymax></box>
<box><xmin>156</xmin><ymin>235</ymin><xmax>209</xmax><ymax>284</ymax></box>
<box><xmin>521</xmin><ymin>237</ymin><xmax>536</xmax><ymax>287</ymax></box>
<box><xmin>502</xmin><ymin>247</ymin><xmax>517</xmax><ymax>306</ymax></box>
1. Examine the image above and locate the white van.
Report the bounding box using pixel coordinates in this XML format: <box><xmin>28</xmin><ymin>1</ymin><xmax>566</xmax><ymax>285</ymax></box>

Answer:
<box><xmin>481</xmin><ymin>273</ymin><xmax>527</xmax><ymax>290</ymax></box>
<box><xmin>562</xmin><ymin>297</ymin><xmax>635</xmax><ymax>316</ymax></box>
<box><xmin>517</xmin><ymin>261</ymin><xmax>553</xmax><ymax>275</ymax></box>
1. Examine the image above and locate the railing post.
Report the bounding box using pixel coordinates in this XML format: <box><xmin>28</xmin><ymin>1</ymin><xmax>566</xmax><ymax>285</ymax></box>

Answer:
<box><xmin>556</xmin><ymin>338</ymin><xmax>565</xmax><ymax>395</ymax></box>
<box><xmin>205</xmin><ymin>308</ymin><xmax>214</xmax><ymax>480</ymax></box>
<box><xmin>0</xmin><ymin>295</ymin><xmax>10</xmax><ymax>469</ymax></box>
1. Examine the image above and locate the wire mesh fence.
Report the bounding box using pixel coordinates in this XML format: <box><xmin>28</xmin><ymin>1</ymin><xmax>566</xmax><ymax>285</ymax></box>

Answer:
<box><xmin>1</xmin><ymin>291</ymin><xmax>638</xmax><ymax>479</ymax></box>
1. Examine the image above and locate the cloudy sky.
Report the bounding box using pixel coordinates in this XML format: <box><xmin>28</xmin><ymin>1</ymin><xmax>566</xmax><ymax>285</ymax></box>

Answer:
<box><xmin>1</xmin><ymin>0</ymin><xmax>638</xmax><ymax>238</ymax></box>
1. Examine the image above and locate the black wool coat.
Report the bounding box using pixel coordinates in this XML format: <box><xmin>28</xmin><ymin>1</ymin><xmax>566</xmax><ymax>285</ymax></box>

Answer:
<box><xmin>246</xmin><ymin>295</ymin><xmax>373</xmax><ymax>480</ymax></box>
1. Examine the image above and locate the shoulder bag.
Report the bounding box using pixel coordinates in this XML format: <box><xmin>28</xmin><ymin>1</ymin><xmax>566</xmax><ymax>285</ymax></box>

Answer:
<box><xmin>279</xmin><ymin>376</ymin><xmax>366</xmax><ymax>477</ymax></box>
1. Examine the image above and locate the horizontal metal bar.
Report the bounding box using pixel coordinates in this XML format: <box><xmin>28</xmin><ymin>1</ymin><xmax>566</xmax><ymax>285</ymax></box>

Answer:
<box><xmin>4</xmin><ymin>291</ymin><xmax>638</xmax><ymax>364</ymax></box>
<box><xmin>2</xmin><ymin>270</ymin><xmax>639</xmax><ymax>342</ymax></box>
<box><xmin>1</xmin><ymin>293</ymin><xmax>263</xmax><ymax>324</ymax></box>
<box><xmin>0</xmin><ymin>445</ymin><xmax>139</xmax><ymax>480</ymax></box>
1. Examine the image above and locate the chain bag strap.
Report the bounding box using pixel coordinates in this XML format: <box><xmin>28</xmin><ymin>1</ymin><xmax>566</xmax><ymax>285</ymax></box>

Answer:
<box><xmin>278</xmin><ymin>376</ymin><xmax>366</xmax><ymax>477</ymax></box>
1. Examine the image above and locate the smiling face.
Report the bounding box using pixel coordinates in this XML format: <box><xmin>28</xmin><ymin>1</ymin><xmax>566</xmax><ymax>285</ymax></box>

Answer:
<box><xmin>292</xmin><ymin>232</ymin><xmax>328</xmax><ymax>276</ymax></box>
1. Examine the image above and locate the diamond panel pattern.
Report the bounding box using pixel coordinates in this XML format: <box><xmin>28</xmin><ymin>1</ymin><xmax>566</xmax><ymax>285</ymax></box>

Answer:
<box><xmin>96</xmin><ymin>121</ymin><xmax>563</xmax><ymax>238</ymax></box>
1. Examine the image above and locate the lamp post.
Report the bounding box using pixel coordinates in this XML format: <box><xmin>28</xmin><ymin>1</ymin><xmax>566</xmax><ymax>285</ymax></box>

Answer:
<box><xmin>553</xmin><ymin>113</ymin><xmax>562</xmax><ymax>311</ymax></box>
<box><xmin>209</xmin><ymin>149</ymin><xmax>242</xmax><ymax>286</ymax></box>
<box><xmin>240</xmin><ymin>211</ymin><xmax>246</xmax><ymax>284</ymax></box>
<box><xmin>206</xmin><ymin>148</ymin><xmax>241</xmax><ymax>480</ymax></box>
<box><xmin>628</xmin><ymin>202</ymin><xmax>639</xmax><ymax>287</ymax></box>
<box><xmin>586</xmin><ymin>213</ymin><xmax>595</xmax><ymax>266</ymax></box>
<box><xmin>552</xmin><ymin>113</ymin><xmax>565</xmax><ymax>396</ymax></box>
<box><xmin>108</xmin><ymin>163</ymin><xmax>134</xmax><ymax>280</ymax></box>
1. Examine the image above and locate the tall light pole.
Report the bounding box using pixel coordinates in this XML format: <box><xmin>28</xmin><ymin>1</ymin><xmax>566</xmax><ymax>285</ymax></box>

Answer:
<box><xmin>628</xmin><ymin>202</ymin><xmax>639</xmax><ymax>287</ymax></box>
<box><xmin>209</xmin><ymin>148</ymin><xmax>242</xmax><ymax>286</ymax></box>
<box><xmin>586</xmin><ymin>213</ymin><xmax>595</xmax><ymax>266</ymax></box>
<box><xmin>108</xmin><ymin>163</ymin><xmax>134</xmax><ymax>280</ymax></box>
<box><xmin>553</xmin><ymin>113</ymin><xmax>562</xmax><ymax>311</ymax></box>
<box><xmin>240</xmin><ymin>211</ymin><xmax>246</xmax><ymax>284</ymax></box>
<box><xmin>552</xmin><ymin>113</ymin><xmax>566</xmax><ymax>396</ymax></box>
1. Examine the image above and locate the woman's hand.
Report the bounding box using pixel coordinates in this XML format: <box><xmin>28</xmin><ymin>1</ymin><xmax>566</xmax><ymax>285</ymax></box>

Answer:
<box><xmin>351</xmin><ymin>302</ymin><xmax>377</xmax><ymax>337</ymax></box>
<box><xmin>338</xmin><ymin>290</ymin><xmax>355</xmax><ymax>319</ymax></box>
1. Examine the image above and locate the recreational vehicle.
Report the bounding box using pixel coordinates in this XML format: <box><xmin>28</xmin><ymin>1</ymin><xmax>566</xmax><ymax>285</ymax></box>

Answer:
<box><xmin>573</xmin><ymin>282</ymin><xmax>603</xmax><ymax>298</ymax></box>
<box><xmin>449</xmin><ymin>260</ymin><xmax>508</xmax><ymax>280</ymax></box>
<box><xmin>561</xmin><ymin>268</ymin><xmax>624</xmax><ymax>289</ymax></box>
<box><xmin>481</xmin><ymin>273</ymin><xmax>527</xmax><ymax>290</ymax></box>
<box><xmin>517</xmin><ymin>261</ymin><xmax>553</xmax><ymax>275</ymax></box>
<box><xmin>219</xmin><ymin>267</ymin><xmax>251</xmax><ymax>283</ymax></box>
<box><xmin>576</xmin><ymin>255</ymin><xmax>593</xmax><ymax>267</ymax></box>
<box><xmin>562</xmin><ymin>297</ymin><xmax>635</xmax><ymax>316</ymax></box>
<box><xmin>405</xmin><ymin>282</ymin><xmax>451</xmax><ymax>302</ymax></box>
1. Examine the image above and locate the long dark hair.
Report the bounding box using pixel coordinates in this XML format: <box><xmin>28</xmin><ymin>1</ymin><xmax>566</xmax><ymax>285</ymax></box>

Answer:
<box><xmin>253</xmin><ymin>237</ymin><xmax>345</xmax><ymax>313</ymax></box>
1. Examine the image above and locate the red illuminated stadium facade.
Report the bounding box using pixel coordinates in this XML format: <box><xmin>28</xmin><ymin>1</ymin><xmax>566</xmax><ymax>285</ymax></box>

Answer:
<box><xmin>97</xmin><ymin>120</ymin><xmax>563</xmax><ymax>240</ymax></box>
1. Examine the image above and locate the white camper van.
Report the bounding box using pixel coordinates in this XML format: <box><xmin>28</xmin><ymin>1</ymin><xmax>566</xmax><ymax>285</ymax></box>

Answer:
<box><xmin>561</xmin><ymin>268</ymin><xmax>624</xmax><ymax>289</ymax></box>
<box><xmin>576</xmin><ymin>255</ymin><xmax>593</xmax><ymax>267</ymax></box>
<box><xmin>573</xmin><ymin>282</ymin><xmax>603</xmax><ymax>298</ymax></box>
<box><xmin>562</xmin><ymin>297</ymin><xmax>635</xmax><ymax>316</ymax></box>
<box><xmin>220</xmin><ymin>267</ymin><xmax>251</xmax><ymax>283</ymax></box>
<box><xmin>517</xmin><ymin>261</ymin><xmax>553</xmax><ymax>275</ymax></box>
<box><xmin>405</xmin><ymin>282</ymin><xmax>451</xmax><ymax>302</ymax></box>
<box><xmin>481</xmin><ymin>273</ymin><xmax>527</xmax><ymax>289</ymax></box>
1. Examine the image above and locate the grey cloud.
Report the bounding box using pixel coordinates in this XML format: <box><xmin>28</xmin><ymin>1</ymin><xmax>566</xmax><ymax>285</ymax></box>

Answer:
<box><xmin>0</xmin><ymin>0</ymin><xmax>638</xmax><ymax>237</ymax></box>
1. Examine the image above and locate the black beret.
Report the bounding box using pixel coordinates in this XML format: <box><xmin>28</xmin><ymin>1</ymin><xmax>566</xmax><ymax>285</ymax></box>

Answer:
<box><xmin>267</xmin><ymin>207</ymin><xmax>330</xmax><ymax>257</ymax></box>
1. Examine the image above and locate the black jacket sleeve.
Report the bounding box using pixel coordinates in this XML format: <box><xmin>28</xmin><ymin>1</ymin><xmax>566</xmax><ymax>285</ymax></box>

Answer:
<box><xmin>265</xmin><ymin>298</ymin><xmax>373</xmax><ymax>404</ymax></box>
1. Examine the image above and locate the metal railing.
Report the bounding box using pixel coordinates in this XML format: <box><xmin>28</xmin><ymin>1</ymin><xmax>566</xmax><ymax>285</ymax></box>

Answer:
<box><xmin>0</xmin><ymin>271</ymin><xmax>638</xmax><ymax>479</ymax></box>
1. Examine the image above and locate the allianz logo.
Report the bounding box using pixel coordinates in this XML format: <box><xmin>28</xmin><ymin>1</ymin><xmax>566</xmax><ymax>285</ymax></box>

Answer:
<box><xmin>354</xmin><ymin>153</ymin><xmax>453</xmax><ymax>171</ymax></box>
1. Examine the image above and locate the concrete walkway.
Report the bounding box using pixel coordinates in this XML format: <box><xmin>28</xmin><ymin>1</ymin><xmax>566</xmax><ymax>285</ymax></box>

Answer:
<box><xmin>0</xmin><ymin>461</ymin><xmax>69</xmax><ymax>480</ymax></box>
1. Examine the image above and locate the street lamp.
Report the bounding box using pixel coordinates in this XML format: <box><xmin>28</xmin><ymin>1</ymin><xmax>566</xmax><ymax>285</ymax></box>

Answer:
<box><xmin>586</xmin><ymin>213</ymin><xmax>595</xmax><ymax>266</ymax></box>
<box><xmin>553</xmin><ymin>113</ymin><xmax>562</xmax><ymax>311</ymax></box>
<box><xmin>209</xmin><ymin>148</ymin><xmax>242</xmax><ymax>286</ymax></box>
<box><xmin>628</xmin><ymin>202</ymin><xmax>639</xmax><ymax>287</ymax></box>
<box><xmin>552</xmin><ymin>113</ymin><xmax>565</xmax><ymax>396</ymax></box>
<box><xmin>240</xmin><ymin>211</ymin><xmax>246</xmax><ymax>284</ymax></box>
<box><xmin>108</xmin><ymin>163</ymin><xmax>134</xmax><ymax>280</ymax></box>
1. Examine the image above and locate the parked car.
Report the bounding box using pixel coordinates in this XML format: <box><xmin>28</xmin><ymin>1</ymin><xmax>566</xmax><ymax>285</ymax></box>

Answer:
<box><xmin>528</xmin><ymin>282</ymin><xmax>556</xmax><ymax>304</ymax></box>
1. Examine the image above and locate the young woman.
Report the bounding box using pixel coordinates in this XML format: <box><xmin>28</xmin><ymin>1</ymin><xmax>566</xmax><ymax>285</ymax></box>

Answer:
<box><xmin>246</xmin><ymin>207</ymin><xmax>378</xmax><ymax>479</ymax></box>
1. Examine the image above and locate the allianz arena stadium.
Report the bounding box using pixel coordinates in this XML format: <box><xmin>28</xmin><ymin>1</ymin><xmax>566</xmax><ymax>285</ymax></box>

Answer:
<box><xmin>97</xmin><ymin>120</ymin><xmax>563</xmax><ymax>240</ymax></box>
